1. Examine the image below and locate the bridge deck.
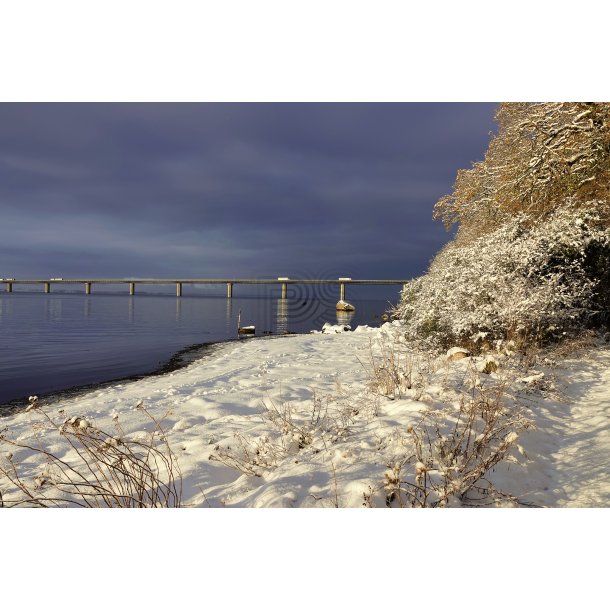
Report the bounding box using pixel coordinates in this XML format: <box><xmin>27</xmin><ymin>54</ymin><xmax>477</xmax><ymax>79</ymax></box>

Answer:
<box><xmin>1</xmin><ymin>278</ymin><xmax>409</xmax><ymax>298</ymax></box>
<box><xmin>1</xmin><ymin>279</ymin><xmax>408</xmax><ymax>284</ymax></box>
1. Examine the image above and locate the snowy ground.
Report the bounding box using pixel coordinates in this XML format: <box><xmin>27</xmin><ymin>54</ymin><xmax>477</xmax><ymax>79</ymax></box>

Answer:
<box><xmin>506</xmin><ymin>346</ymin><xmax>610</xmax><ymax>507</ymax></box>
<box><xmin>1</xmin><ymin>323</ymin><xmax>609</xmax><ymax>507</ymax></box>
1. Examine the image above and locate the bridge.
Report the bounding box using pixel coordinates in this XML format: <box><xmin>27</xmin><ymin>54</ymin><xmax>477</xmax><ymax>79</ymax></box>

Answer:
<box><xmin>1</xmin><ymin>278</ymin><xmax>409</xmax><ymax>300</ymax></box>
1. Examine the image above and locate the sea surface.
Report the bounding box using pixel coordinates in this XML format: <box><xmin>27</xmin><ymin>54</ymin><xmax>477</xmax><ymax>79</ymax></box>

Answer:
<box><xmin>0</xmin><ymin>287</ymin><xmax>397</xmax><ymax>409</ymax></box>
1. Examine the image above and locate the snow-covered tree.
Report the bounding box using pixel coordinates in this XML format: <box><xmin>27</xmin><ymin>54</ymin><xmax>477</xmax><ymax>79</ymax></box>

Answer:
<box><xmin>398</xmin><ymin>103</ymin><xmax>610</xmax><ymax>349</ymax></box>
<box><xmin>434</xmin><ymin>103</ymin><xmax>610</xmax><ymax>242</ymax></box>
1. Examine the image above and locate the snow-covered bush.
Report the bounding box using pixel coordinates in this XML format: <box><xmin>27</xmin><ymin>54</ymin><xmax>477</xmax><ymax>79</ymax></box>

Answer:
<box><xmin>210</xmin><ymin>392</ymin><xmax>378</xmax><ymax>481</ymax></box>
<box><xmin>384</xmin><ymin>377</ymin><xmax>533</xmax><ymax>508</ymax></box>
<box><xmin>397</xmin><ymin>200</ymin><xmax>610</xmax><ymax>350</ymax></box>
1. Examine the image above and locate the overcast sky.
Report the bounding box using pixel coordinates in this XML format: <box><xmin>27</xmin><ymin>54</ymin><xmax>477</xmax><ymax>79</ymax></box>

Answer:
<box><xmin>0</xmin><ymin>103</ymin><xmax>496</xmax><ymax>281</ymax></box>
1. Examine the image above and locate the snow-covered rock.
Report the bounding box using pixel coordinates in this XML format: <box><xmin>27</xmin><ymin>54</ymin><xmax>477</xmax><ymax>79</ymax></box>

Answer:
<box><xmin>320</xmin><ymin>322</ymin><xmax>351</xmax><ymax>334</ymax></box>
<box><xmin>446</xmin><ymin>347</ymin><xmax>470</xmax><ymax>361</ymax></box>
<box><xmin>335</xmin><ymin>300</ymin><xmax>355</xmax><ymax>311</ymax></box>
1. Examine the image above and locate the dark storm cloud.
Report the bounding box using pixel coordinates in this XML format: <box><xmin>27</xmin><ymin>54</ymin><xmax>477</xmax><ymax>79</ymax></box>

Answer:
<box><xmin>0</xmin><ymin>103</ymin><xmax>497</xmax><ymax>280</ymax></box>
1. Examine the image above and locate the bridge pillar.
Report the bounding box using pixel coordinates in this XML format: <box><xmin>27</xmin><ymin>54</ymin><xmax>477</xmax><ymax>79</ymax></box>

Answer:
<box><xmin>176</xmin><ymin>282</ymin><xmax>182</xmax><ymax>297</ymax></box>
<box><xmin>129</xmin><ymin>282</ymin><xmax>135</xmax><ymax>296</ymax></box>
<box><xmin>85</xmin><ymin>282</ymin><xmax>92</xmax><ymax>295</ymax></box>
<box><xmin>227</xmin><ymin>282</ymin><xmax>233</xmax><ymax>298</ymax></box>
<box><xmin>340</xmin><ymin>283</ymin><xmax>345</xmax><ymax>301</ymax></box>
<box><xmin>44</xmin><ymin>282</ymin><xmax>50</xmax><ymax>293</ymax></box>
<box><xmin>281</xmin><ymin>283</ymin><xmax>287</xmax><ymax>299</ymax></box>
<box><xmin>6</xmin><ymin>282</ymin><xmax>12</xmax><ymax>293</ymax></box>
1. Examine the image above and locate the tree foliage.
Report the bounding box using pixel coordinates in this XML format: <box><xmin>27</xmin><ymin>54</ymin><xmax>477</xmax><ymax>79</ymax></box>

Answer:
<box><xmin>434</xmin><ymin>103</ymin><xmax>610</xmax><ymax>242</ymax></box>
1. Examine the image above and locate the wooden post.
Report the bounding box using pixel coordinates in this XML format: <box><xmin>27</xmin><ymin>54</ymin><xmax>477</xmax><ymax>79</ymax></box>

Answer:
<box><xmin>129</xmin><ymin>282</ymin><xmax>135</xmax><ymax>296</ymax></box>
<box><xmin>281</xmin><ymin>283</ymin><xmax>287</xmax><ymax>299</ymax></box>
<box><xmin>85</xmin><ymin>282</ymin><xmax>92</xmax><ymax>295</ymax></box>
<box><xmin>176</xmin><ymin>282</ymin><xmax>182</xmax><ymax>297</ymax></box>
<box><xmin>6</xmin><ymin>282</ymin><xmax>12</xmax><ymax>293</ymax></box>
<box><xmin>227</xmin><ymin>282</ymin><xmax>233</xmax><ymax>298</ymax></box>
<box><xmin>340</xmin><ymin>283</ymin><xmax>345</xmax><ymax>301</ymax></box>
<box><xmin>44</xmin><ymin>282</ymin><xmax>50</xmax><ymax>293</ymax></box>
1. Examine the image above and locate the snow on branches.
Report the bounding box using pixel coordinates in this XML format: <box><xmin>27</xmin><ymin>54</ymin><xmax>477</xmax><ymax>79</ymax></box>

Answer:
<box><xmin>434</xmin><ymin>103</ymin><xmax>610</xmax><ymax>237</ymax></box>
<box><xmin>397</xmin><ymin>200</ymin><xmax>610</xmax><ymax>349</ymax></box>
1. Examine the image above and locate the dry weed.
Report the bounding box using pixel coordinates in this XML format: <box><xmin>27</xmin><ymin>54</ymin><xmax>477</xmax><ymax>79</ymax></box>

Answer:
<box><xmin>382</xmin><ymin>368</ymin><xmax>533</xmax><ymax>507</ymax></box>
<box><xmin>358</xmin><ymin>337</ymin><xmax>430</xmax><ymax>400</ymax></box>
<box><xmin>0</xmin><ymin>397</ymin><xmax>182</xmax><ymax>508</ymax></box>
<box><xmin>363</xmin><ymin>339</ymin><xmax>535</xmax><ymax>507</ymax></box>
<box><xmin>209</xmin><ymin>390</ymin><xmax>376</xmax><ymax>479</ymax></box>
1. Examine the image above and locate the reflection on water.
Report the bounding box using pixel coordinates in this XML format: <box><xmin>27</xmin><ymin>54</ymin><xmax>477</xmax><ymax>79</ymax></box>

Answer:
<box><xmin>276</xmin><ymin>298</ymin><xmax>288</xmax><ymax>334</ymax></box>
<box><xmin>0</xmin><ymin>292</ymin><xmax>394</xmax><ymax>406</ymax></box>
<box><xmin>336</xmin><ymin>310</ymin><xmax>355</xmax><ymax>326</ymax></box>
<box><xmin>46</xmin><ymin>298</ymin><xmax>63</xmax><ymax>321</ymax></box>
<box><xmin>225</xmin><ymin>298</ymin><xmax>234</xmax><ymax>334</ymax></box>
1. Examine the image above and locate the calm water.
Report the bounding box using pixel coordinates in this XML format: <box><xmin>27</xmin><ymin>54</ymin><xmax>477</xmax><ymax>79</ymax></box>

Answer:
<box><xmin>0</xmin><ymin>288</ymin><xmax>396</xmax><ymax>408</ymax></box>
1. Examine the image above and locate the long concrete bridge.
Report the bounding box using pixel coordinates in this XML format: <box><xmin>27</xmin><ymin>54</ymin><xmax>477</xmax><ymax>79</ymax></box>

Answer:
<box><xmin>1</xmin><ymin>278</ymin><xmax>409</xmax><ymax>299</ymax></box>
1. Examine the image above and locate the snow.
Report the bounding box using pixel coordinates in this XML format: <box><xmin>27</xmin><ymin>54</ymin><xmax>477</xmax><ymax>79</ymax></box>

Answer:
<box><xmin>447</xmin><ymin>347</ymin><xmax>469</xmax><ymax>357</ymax></box>
<box><xmin>317</xmin><ymin>322</ymin><xmax>352</xmax><ymax>334</ymax></box>
<box><xmin>494</xmin><ymin>347</ymin><xmax>610</xmax><ymax>507</ymax></box>
<box><xmin>2</xmin><ymin>322</ymin><xmax>609</xmax><ymax>508</ymax></box>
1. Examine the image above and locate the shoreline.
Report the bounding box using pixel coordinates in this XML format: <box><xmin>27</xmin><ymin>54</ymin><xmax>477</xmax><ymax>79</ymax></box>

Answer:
<box><xmin>0</xmin><ymin>293</ymin><xmax>391</xmax><ymax>414</ymax></box>
<box><xmin>1</xmin><ymin>321</ymin><xmax>609</xmax><ymax>507</ymax></box>
<box><xmin>1</xmin><ymin>325</ymin><xmax>385</xmax><ymax>507</ymax></box>
<box><xmin>0</xmin><ymin>333</ymin><xmax>302</xmax><ymax>416</ymax></box>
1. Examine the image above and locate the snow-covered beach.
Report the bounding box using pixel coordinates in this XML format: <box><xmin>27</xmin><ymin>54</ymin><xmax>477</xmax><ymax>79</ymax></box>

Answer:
<box><xmin>4</xmin><ymin>19</ymin><xmax>610</xmax><ymax>609</ymax></box>
<box><xmin>2</xmin><ymin>322</ymin><xmax>609</xmax><ymax>508</ymax></box>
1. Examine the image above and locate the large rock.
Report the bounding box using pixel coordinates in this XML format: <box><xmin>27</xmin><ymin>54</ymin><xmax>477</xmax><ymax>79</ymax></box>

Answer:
<box><xmin>321</xmin><ymin>322</ymin><xmax>351</xmax><ymax>334</ymax></box>
<box><xmin>446</xmin><ymin>347</ymin><xmax>470</xmax><ymax>362</ymax></box>
<box><xmin>336</xmin><ymin>300</ymin><xmax>355</xmax><ymax>312</ymax></box>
